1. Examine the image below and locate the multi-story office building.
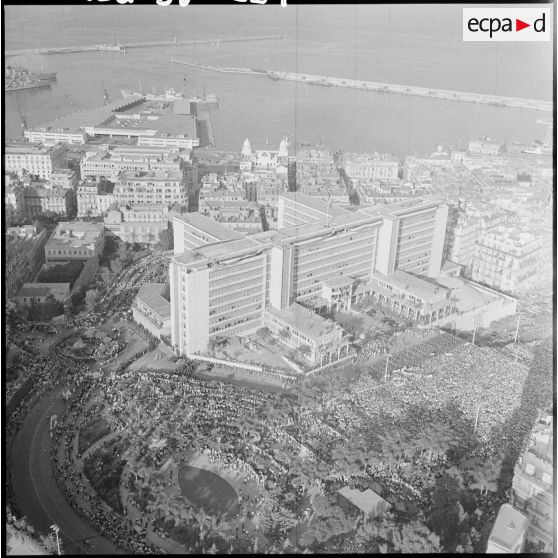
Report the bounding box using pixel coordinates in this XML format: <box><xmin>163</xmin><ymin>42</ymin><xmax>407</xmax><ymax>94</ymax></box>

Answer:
<box><xmin>471</xmin><ymin>227</ymin><xmax>550</xmax><ymax>295</ymax></box>
<box><xmin>169</xmin><ymin>193</ymin><xmax>448</xmax><ymax>356</ymax></box>
<box><xmin>341</xmin><ymin>152</ymin><xmax>400</xmax><ymax>181</ymax></box>
<box><xmin>80</xmin><ymin>145</ymin><xmax>185</xmax><ymax>182</ymax></box>
<box><xmin>114</xmin><ymin>170</ymin><xmax>187</xmax><ymax>207</ymax></box>
<box><xmin>510</xmin><ymin>412</ymin><xmax>553</xmax><ymax>552</ymax></box>
<box><xmin>45</xmin><ymin>222</ymin><xmax>105</xmax><ymax>268</ymax></box>
<box><xmin>172</xmin><ymin>212</ymin><xmax>243</xmax><ymax>254</ymax></box>
<box><xmin>5</xmin><ymin>142</ymin><xmax>67</xmax><ymax>180</ymax></box>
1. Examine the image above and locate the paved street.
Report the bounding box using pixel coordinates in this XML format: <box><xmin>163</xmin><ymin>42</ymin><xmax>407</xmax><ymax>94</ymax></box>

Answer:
<box><xmin>10</xmin><ymin>387</ymin><xmax>123</xmax><ymax>555</ymax></box>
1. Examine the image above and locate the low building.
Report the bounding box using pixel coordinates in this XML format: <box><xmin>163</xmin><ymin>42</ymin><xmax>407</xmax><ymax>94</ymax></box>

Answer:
<box><xmin>337</xmin><ymin>487</ymin><xmax>391</xmax><ymax>522</ymax></box>
<box><xmin>45</xmin><ymin>222</ymin><xmax>105</xmax><ymax>268</ymax></box>
<box><xmin>356</xmin><ymin>270</ymin><xmax>456</xmax><ymax>324</ymax></box>
<box><xmin>486</xmin><ymin>504</ymin><xmax>529</xmax><ymax>553</ymax></box>
<box><xmin>24</xmin><ymin>127</ymin><xmax>87</xmax><ymax>145</ymax></box>
<box><xmin>132</xmin><ymin>283</ymin><xmax>171</xmax><ymax>339</ymax></box>
<box><xmin>15</xmin><ymin>282</ymin><xmax>71</xmax><ymax>305</ymax></box>
<box><xmin>263</xmin><ymin>303</ymin><xmax>349</xmax><ymax>365</ymax></box>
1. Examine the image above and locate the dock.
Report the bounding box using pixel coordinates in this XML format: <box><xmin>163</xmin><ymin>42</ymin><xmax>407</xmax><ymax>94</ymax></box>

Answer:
<box><xmin>5</xmin><ymin>35</ymin><xmax>287</xmax><ymax>57</ymax></box>
<box><xmin>171</xmin><ymin>59</ymin><xmax>552</xmax><ymax>113</ymax></box>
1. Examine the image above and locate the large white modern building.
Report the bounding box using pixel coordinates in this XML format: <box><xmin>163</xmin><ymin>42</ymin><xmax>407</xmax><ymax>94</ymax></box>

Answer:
<box><xmin>169</xmin><ymin>193</ymin><xmax>448</xmax><ymax>356</ymax></box>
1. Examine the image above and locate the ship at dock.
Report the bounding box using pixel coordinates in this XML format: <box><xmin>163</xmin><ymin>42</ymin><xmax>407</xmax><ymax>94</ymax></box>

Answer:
<box><xmin>5</xmin><ymin>65</ymin><xmax>54</xmax><ymax>92</ymax></box>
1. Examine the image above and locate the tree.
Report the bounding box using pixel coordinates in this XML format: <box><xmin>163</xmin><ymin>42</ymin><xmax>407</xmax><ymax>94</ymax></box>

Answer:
<box><xmin>391</xmin><ymin>521</ymin><xmax>442</xmax><ymax>553</ymax></box>
<box><xmin>85</xmin><ymin>289</ymin><xmax>100</xmax><ymax>312</ymax></box>
<box><xmin>298</xmin><ymin>344</ymin><xmax>312</xmax><ymax>359</ymax></box>
<box><xmin>428</xmin><ymin>473</ymin><xmax>462</xmax><ymax>552</ymax></box>
<box><xmin>110</xmin><ymin>258</ymin><xmax>123</xmax><ymax>274</ymax></box>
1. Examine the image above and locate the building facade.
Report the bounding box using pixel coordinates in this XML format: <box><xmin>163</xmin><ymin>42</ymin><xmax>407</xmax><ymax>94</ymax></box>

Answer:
<box><xmin>114</xmin><ymin>170</ymin><xmax>187</xmax><ymax>207</ymax></box>
<box><xmin>5</xmin><ymin>142</ymin><xmax>66</xmax><ymax>180</ymax></box>
<box><xmin>45</xmin><ymin>222</ymin><xmax>105</xmax><ymax>268</ymax></box>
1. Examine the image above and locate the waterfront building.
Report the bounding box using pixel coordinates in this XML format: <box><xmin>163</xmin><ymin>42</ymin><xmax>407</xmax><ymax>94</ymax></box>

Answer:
<box><xmin>471</xmin><ymin>227</ymin><xmax>551</xmax><ymax>295</ymax></box>
<box><xmin>341</xmin><ymin>152</ymin><xmax>399</xmax><ymax>181</ymax></box>
<box><xmin>132</xmin><ymin>283</ymin><xmax>171</xmax><ymax>339</ymax></box>
<box><xmin>468</xmin><ymin>139</ymin><xmax>502</xmax><ymax>156</ymax></box>
<box><xmin>44</xmin><ymin>222</ymin><xmax>105</xmax><ymax>268</ymax></box>
<box><xmin>28</xmin><ymin>97</ymin><xmax>200</xmax><ymax>149</ymax></box>
<box><xmin>24</xmin><ymin>128</ymin><xmax>87</xmax><ymax>145</ymax></box>
<box><xmin>114</xmin><ymin>170</ymin><xmax>187</xmax><ymax>207</ymax></box>
<box><xmin>15</xmin><ymin>283</ymin><xmax>71</xmax><ymax>305</ymax></box>
<box><xmin>5</xmin><ymin>142</ymin><xmax>66</xmax><ymax>180</ymax></box>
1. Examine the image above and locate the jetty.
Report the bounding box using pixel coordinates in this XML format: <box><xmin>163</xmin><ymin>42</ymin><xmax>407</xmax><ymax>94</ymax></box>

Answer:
<box><xmin>171</xmin><ymin>59</ymin><xmax>552</xmax><ymax>113</ymax></box>
<box><xmin>5</xmin><ymin>35</ymin><xmax>287</xmax><ymax>57</ymax></box>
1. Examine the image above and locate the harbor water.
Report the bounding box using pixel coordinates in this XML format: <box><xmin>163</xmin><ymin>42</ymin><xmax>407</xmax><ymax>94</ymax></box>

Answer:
<box><xmin>4</xmin><ymin>4</ymin><xmax>553</xmax><ymax>158</ymax></box>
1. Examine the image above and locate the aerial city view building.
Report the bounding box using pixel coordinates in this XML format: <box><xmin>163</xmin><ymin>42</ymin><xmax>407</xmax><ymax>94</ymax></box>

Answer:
<box><xmin>4</xmin><ymin>3</ymin><xmax>554</xmax><ymax>556</ymax></box>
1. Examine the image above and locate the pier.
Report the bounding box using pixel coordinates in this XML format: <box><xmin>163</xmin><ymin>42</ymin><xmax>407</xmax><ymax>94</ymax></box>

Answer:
<box><xmin>171</xmin><ymin>59</ymin><xmax>552</xmax><ymax>113</ymax></box>
<box><xmin>5</xmin><ymin>35</ymin><xmax>287</xmax><ymax>57</ymax></box>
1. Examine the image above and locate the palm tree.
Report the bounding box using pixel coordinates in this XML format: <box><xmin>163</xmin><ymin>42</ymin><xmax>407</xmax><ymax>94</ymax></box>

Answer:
<box><xmin>465</xmin><ymin>456</ymin><xmax>503</xmax><ymax>495</ymax></box>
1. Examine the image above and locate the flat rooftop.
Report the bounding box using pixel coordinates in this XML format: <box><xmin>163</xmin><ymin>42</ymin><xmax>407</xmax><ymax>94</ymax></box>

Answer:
<box><xmin>266</xmin><ymin>303</ymin><xmax>344</xmax><ymax>341</ymax></box>
<box><xmin>337</xmin><ymin>487</ymin><xmax>390</xmax><ymax>515</ymax></box>
<box><xmin>488</xmin><ymin>504</ymin><xmax>528</xmax><ymax>552</ymax></box>
<box><xmin>47</xmin><ymin>222</ymin><xmax>104</xmax><ymax>249</ymax></box>
<box><xmin>136</xmin><ymin>283</ymin><xmax>171</xmax><ymax>320</ymax></box>
<box><xmin>372</xmin><ymin>270</ymin><xmax>449</xmax><ymax>303</ymax></box>
<box><xmin>17</xmin><ymin>283</ymin><xmax>70</xmax><ymax>298</ymax></box>
<box><xmin>173</xmin><ymin>212</ymin><xmax>243</xmax><ymax>242</ymax></box>
<box><xmin>281</xmin><ymin>191</ymin><xmax>349</xmax><ymax>217</ymax></box>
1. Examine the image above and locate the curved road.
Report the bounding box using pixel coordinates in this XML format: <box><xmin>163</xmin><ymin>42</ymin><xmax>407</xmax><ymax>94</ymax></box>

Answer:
<box><xmin>10</xmin><ymin>387</ymin><xmax>124</xmax><ymax>555</ymax></box>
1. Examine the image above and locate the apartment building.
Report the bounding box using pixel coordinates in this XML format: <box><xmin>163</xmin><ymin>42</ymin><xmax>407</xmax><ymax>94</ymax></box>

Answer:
<box><xmin>49</xmin><ymin>169</ymin><xmax>78</xmax><ymax>190</ymax></box>
<box><xmin>5</xmin><ymin>142</ymin><xmax>67</xmax><ymax>180</ymax></box>
<box><xmin>5</xmin><ymin>226</ymin><xmax>49</xmax><ymax>299</ymax></box>
<box><xmin>23</xmin><ymin>187</ymin><xmax>76</xmax><ymax>220</ymax></box>
<box><xmin>471</xmin><ymin>227</ymin><xmax>550</xmax><ymax>295</ymax></box>
<box><xmin>114</xmin><ymin>170</ymin><xmax>187</xmax><ymax>207</ymax></box>
<box><xmin>511</xmin><ymin>412</ymin><xmax>553</xmax><ymax>552</ymax></box>
<box><xmin>104</xmin><ymin>205</ymin><xmax>170</xmax><ymax>244</ymax></box>
<box><xmin>80</xmin><ymin>145</ymin><xmax>184</xmax><ymax>181</ymax></box>
<box><xmin>341</xmin><ymin>152</ymin><xmax>400</xmax><ymax>181</ymax></box>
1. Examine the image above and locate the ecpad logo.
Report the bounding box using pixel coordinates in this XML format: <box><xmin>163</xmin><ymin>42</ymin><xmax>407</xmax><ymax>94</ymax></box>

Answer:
<box><xmin>463</xmin><ymin>7</ymin><xmax>551</xmax><ymax>41</ymax></box>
